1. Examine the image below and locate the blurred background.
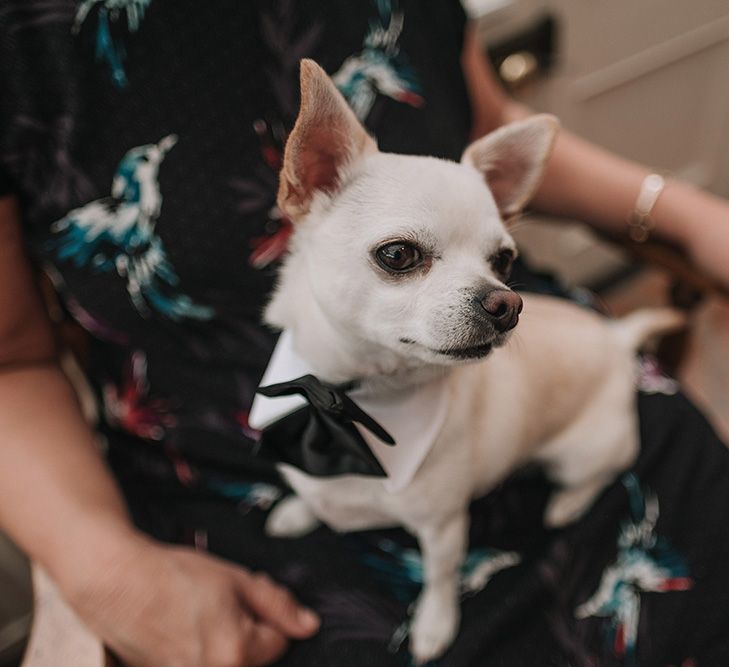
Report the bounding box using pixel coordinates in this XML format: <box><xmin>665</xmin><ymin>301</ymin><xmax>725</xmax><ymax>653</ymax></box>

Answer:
<box><xmin>468</xmin><ymin>0</ymin><xmax>729</xmax><ymax>289</ymax></box>
<box><xmin>2</xmin><ymin>1</ymin><xmax>729</xmax><ymax>665</ymax></box>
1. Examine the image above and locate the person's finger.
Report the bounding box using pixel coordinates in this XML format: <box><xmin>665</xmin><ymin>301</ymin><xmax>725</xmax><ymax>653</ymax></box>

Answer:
<box><xmin>234</xmin><ymin>570</ymin><xmax>320</xmax><ymax>638</ymax></box>
<box><xmin>247</xmin><ymin>622</ymin><xmax>290</xmax><ymax>667</ymax></box>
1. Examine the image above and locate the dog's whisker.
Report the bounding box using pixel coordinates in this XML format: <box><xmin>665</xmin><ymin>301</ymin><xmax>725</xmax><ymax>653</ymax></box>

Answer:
<box><xmin>505</xmin><ymin>216</ymin><xmax>533</xmax><ymax>235</ymax></box>
<box><xmin>507</xmin><ymin>331</ymin><xmax>526</xmax><ymax>354</ymax></box>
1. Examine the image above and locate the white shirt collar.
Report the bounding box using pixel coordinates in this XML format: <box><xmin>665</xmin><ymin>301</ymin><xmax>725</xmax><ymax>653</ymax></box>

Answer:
<box><xmin>249</xmin><ymin>330</ymin><xmax>450</xmax><ymax>492</ymax></box>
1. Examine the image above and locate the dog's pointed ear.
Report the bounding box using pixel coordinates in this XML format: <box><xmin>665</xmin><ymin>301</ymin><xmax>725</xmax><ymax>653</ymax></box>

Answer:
<box><xmin>462</xmin><ymin>115</ymin><xmax>559</xmax><ymax>217</ymax></box>
<box><xmin>278</xmin><ymin>59</ymin><xmax>378</xmax><ymax>219</ymax></box>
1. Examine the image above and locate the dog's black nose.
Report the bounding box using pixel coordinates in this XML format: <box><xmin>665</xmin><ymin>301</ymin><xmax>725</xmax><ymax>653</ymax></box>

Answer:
<box><xmin>479</xmin><ymin>289</ymin><xmax>523</xmax><ymax>332</ymax></box>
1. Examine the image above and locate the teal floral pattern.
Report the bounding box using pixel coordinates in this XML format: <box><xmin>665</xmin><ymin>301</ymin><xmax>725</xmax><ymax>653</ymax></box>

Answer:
<box><xmin>49</xmin><ymin>136</ymin><xmax>214</xmax><ymax>322</ymax></box>
<box><xmin>333</xmin><ymin>0</ymin><xmax>423</xmax><ymax>121</ymax></box>
<box><xmin>576</xmin><ymin>474</ymin><xmax>693</xmax><ymax>665</ymax></box>
<box><xmin>72</xmin><ymin>0</ymin><xmax>151</xmax><ymax>87</ymax></box>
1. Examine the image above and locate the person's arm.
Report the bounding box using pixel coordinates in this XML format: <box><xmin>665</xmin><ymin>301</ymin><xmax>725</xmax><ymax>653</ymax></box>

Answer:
<box><xmin>0</xmin><ymin>196</ymin><xmax>319</xmax><ymax>667</ymax></box>
<box><xmin>0</xmin><ymin>196</ymin><xmax>132</xmax><ymax>581</ymax></box>
<box><xmin>461</xmin><ymin>24</ymin><xmax>729</xmax><ymax>290</ymax></box>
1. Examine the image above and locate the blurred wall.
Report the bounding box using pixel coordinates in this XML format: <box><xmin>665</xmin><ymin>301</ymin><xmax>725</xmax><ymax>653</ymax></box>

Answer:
<box><xmin>472</xmin><ymin>0</ymin><xmax>729</xmax><ymax>287</ymax></box>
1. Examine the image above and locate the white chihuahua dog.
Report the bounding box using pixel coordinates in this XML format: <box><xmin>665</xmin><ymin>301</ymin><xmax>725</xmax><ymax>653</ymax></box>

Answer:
<box><xmin>258</xmin><ymin>60</ymin><xmax>682</xmax><ymax>662</ymax></box>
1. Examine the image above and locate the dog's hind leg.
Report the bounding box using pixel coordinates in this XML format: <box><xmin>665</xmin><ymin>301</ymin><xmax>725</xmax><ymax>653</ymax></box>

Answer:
<box><xmin>266</xmin><ymin>495</ymin><xmax>321</xmax><ymax>538</ymax></box>
<box><xmin>408</xmin><ymin>512</ymin><xmax>468</xmax><ymax>664</ymax></box>
<box><xmin>541</xmin><ymin>391</ymin><xmax>639</xmax><ymax>528</ymax></box>
<box><xmin>544</xmin><ymin>473</ymin><xmax>617</xmax><ymax>527</ymax></box>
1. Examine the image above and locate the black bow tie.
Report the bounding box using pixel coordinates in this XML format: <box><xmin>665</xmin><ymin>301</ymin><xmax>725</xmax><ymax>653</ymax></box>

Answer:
<box><xmin>255</xmin><ymin>374</ymin><xmax>395</xmax><ymax>477</ymax></box>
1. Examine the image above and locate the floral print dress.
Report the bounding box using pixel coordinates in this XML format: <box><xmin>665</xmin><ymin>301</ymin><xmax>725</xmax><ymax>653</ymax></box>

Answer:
<box><xmin>1</xmin><ymin>2</ymin><xmax>728</xmax><ymax>665</ymax></box>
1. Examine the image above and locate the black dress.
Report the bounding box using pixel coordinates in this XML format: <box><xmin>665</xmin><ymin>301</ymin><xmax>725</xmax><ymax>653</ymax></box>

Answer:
<box><xmin>2</xmin><ymin>1</ymin><xmax>728</xmax><ymax>665</ymax></box>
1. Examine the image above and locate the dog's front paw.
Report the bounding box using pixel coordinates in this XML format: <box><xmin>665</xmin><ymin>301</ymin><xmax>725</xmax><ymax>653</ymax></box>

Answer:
<box><xmin>265</xmin><ymin>496</ymin><xmax>320</xmax><ymax>538</ymax></box>
<box><xmin>409</xmin><ymin>589</ymin><xmax>459</xmax><ymax>664</ymax></box>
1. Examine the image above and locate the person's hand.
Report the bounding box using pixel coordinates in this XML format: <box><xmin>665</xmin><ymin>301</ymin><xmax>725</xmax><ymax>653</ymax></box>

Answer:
<box><xmin>60</xmin><ymin>530</ymin><xmax>320</xmax><ymax>667</ymax></box>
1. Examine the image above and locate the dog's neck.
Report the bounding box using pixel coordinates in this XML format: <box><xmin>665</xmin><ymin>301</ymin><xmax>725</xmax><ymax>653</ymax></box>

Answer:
<box><xmin>292</xmin><ymin>309</ymin><xmax>447</xmax><ymax>393</ymax></box>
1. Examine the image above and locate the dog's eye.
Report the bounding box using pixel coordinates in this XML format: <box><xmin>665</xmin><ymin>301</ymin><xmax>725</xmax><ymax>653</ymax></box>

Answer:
<box><xmin>491</xmin><ymin>248</ymin><xmax>515</xmax><ymax>280</ymax></box>
<box><xmin>375</xmin><ymin>242</ymin><xmax>422</xmax><ymax>273</ymax></box>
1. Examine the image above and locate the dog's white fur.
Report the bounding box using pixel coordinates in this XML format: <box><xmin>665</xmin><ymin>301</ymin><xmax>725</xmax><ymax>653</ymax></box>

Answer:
<box><xmin>263</xmin><ymin>60</ymin><xmax>684</xmax><ymax>662</ymax></box>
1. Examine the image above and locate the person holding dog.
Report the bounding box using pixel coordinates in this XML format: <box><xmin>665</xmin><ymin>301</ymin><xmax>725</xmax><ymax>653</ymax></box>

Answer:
<box><xmin>1</xmin><ymin>1</ymin><xmax>728</xmax><ymax>665</ymax></box>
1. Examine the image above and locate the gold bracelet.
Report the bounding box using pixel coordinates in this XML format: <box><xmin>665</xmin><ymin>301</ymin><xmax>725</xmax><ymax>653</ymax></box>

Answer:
<box><xmin>627</xmin><ymin>173</ymin><xmax>666</xmax><ymax>243</ymax></box>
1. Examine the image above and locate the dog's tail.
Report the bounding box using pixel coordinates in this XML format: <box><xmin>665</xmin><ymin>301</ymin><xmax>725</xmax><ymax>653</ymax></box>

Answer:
<box><xmin>611</xmin><ymin>307</ymin><xmax>687</xmax><ymax>350</ymax></box>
